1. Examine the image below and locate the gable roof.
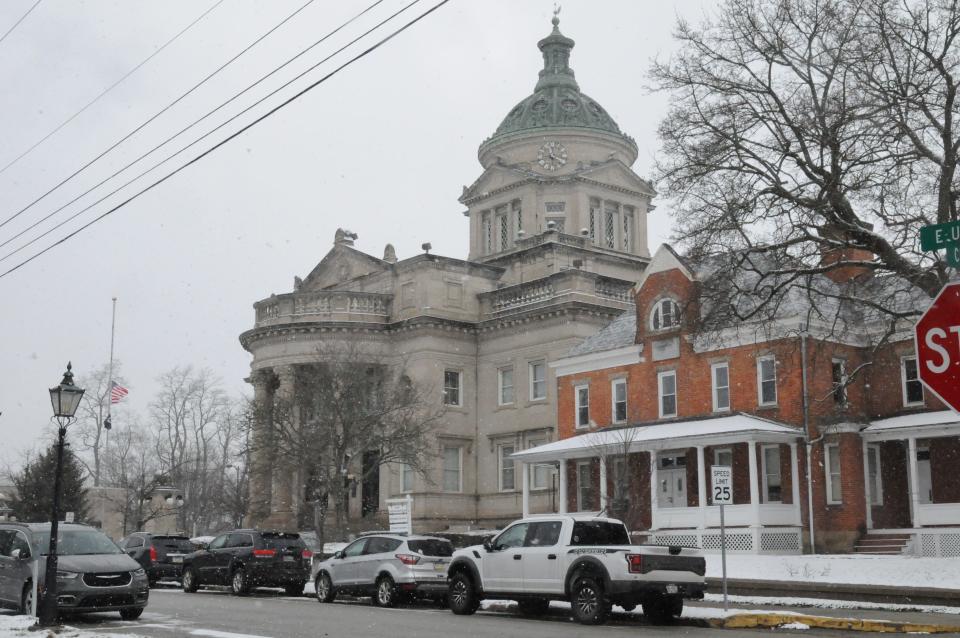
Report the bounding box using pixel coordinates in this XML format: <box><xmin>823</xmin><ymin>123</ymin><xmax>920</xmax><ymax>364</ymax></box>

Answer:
<box><xmin>302</xmin><ymin>244</ymin><xmax>388</xmax><ymax>291</ymax></box>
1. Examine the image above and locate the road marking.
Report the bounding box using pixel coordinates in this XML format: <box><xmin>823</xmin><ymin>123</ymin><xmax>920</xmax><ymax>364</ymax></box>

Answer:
<box><xmin>190</xmin><ymin>630</ymin><xmax>275</xmax><ymax>638</ymax></box>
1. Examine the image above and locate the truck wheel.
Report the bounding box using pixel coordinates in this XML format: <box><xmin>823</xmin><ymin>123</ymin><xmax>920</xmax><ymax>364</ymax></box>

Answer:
<box><xmin>571</xmin><ymin>576</ymin><xmax>610</xmax><ymax>625</ymax></box>
<box><xmin>517</xmin><ymin>599</ymin><xmax>550</xmax><ymax>616</ymax></box>
<box><xmin>643</xmin><ymin>594</ymin><xmax>682</xmax><ymax>624</ymax></box>
<box><xmin>448</xmin><ymin>572</ymin><xmax>480</xmax><ymax>615</ymax></box>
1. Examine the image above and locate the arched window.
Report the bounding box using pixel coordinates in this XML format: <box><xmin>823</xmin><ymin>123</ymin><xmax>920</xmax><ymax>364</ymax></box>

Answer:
<box><xmin>650</xmin><ymin>298</ymin><xmax>681</xmax><ymax>330</ymax></box>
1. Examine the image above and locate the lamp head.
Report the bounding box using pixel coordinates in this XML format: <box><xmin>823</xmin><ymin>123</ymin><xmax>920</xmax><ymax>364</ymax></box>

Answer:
<box><xmin>49</xmin><ymin>362</ymin><xmax>85</xmax><ymax>419</ymax></box>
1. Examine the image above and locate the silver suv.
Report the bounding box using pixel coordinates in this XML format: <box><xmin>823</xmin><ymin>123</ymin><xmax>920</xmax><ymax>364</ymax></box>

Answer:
<box><xmin>312</xmin><ymin>534</ymin><xmax>452</xmax><ymax>607</ymax></box>
<box><xmin>0</xmin><ymin>522</ymin><xmax>148</xmax><ymax>619</ymax></box>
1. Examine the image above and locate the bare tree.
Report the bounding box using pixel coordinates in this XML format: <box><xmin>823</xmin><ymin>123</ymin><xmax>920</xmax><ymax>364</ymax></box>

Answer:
<box><xmin>74</xmin><ymin>362</ymin><xmax>130</xmax><ymax>486</ymax></box>
<box><xmin>585</xmin><ymin>424</ymin><xmax>641</xmax><ymax>523</ymax></box>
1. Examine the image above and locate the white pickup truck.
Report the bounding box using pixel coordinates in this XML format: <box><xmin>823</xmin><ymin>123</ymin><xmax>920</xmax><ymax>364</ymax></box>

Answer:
<box><xmin>446</xmin><ymin>514</ymin><xmax>706</xmax><ymax>625</ymax></box>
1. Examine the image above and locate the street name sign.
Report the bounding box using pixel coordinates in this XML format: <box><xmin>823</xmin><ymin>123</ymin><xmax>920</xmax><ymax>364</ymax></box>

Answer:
<box><xmin>920</xmin><ymin>220</ymin><xmax>960</xmax><ymax>252</ymax></box>
<box><xmin>914</xmin><ymin>282</ymin><xmax>960</xmax><ymax>413</ymax></box>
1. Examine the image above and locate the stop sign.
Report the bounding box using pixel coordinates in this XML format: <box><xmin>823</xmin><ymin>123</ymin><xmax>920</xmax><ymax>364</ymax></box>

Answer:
<box><xmin>914</xmin><ymin>282</ymin><xmax>960</xmax><ymax>413</ymax></box>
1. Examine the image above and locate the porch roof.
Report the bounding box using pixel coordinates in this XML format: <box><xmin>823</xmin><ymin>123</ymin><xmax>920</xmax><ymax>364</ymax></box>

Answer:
<box><xmin>861</xmin><ymin>410</ymin><xmax>960</xmax><ymax>441</ymax></box>
<box><xmin>511</xmin><ymin>413</ymin><xmax>802</xmax><ymax>463</ymax></box>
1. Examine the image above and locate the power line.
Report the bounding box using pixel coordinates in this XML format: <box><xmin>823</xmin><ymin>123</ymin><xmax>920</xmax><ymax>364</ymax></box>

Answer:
<box><xmin>0</xmin><ymin>0</ymin><xmax>387</xmax><ymax>249</ymax></box>
<box><xmin>0</xmin><ymin>0</ymin><xmax>450</xmax><ymax>280</ymax></box>
<box><xmin>0</xmin><ymin>0</ymin><xmax>42</xmax><ymax>47</ymax></box>
<box><xmin>0</xmin><ymin>0</ymin><xmax>325</xmax><ymax>233</ymax></box>
<box><xmin>0</xmin><ymin>0</ymin><xmax>225</xmax><ymax>177</ymax></box>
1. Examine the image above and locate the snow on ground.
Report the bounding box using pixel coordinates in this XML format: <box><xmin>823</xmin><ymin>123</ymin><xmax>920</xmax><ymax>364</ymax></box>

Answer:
<box><xmin>0</xmin><ymin>614</ymin><xmax>140</xmax><ymax>637</ymax></box>
<box><xmin>705</xmin><ymin>554</ymin><xmax>960</xmax><ymax>590</ymax></box>
<box><xmin>703</xmin><ymin>593</ymin><xmax>960</xmax><ymax>615</ymax></box>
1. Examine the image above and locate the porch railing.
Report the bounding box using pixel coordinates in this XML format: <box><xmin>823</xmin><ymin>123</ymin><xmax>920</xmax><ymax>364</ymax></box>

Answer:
<box><xmin>652</xmin><ymin>503</ymin><xmax>801</xmax><ymax>530</ymax></box>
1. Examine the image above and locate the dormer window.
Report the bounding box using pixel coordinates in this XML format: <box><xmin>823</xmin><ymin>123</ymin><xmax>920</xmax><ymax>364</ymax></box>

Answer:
<box><xmin>650</xmin><ymin>299</ymin><xmax>681</xmax><ymax>331</ymax></box>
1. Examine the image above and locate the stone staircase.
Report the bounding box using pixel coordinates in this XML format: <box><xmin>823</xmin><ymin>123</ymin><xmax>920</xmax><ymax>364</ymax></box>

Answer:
<box><xmin>853</xmin><ymin>532</ymin><xmax>913</xmax><ymax>555</ymax></box>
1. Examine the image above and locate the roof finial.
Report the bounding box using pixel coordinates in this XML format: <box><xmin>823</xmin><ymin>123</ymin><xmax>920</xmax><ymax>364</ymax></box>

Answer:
<box><xmin>552</xmin><ymin>4</ymin><xmax>561</xmax><ymax>28</ymax></box>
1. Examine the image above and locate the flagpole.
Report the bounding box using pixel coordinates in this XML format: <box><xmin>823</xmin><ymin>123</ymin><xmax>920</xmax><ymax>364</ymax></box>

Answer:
<box><xmin>106</xmin><ymin>297</ymin><xmax>117</xmax><ymax>428</ymax></box>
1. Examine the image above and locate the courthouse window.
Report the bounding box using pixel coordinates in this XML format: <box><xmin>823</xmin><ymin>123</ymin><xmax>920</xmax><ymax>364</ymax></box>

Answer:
<box><xmin>529</xmin><ymin>361</ymin><xmax>546</xmax><ymax>401</ymax></box>
<box><xmin>443</xmin><ymin>370</ymin><xmax>462</xmax><ymax>406</ymax></box>
<box><xmin>499</xmin><ymin>445</ymin><xmax>515</xmax><ymax>492</ymax></box>
<box><xmin>498</xmin><ymin>367</ymin><xmax>514</xmax><ymax>406</ymax></box>
<box><xmin>443</xmin><ymin>446</ymin><xmax>462</xmax><ymax>492</ymax></box>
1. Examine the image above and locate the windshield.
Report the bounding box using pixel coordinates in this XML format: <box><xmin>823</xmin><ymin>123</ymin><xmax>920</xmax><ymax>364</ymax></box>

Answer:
<box><xmin>570</xmin><ymin>521</ymin><xmax>630</xmax><ymax>546</ymax></box>
<box><xmin>33</xmin><ymin>530</ymin><xmax>122</xmax><ymax>556</ymax></box>
<box><xmin>406</xmin><ymin>539</ymin><xmax>453</xmax><ymax>557</ymax></box>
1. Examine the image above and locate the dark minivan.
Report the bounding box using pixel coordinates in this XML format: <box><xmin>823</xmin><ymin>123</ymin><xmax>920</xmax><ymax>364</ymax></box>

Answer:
<box><xmin>120</xmin><ymin>532</ymin><xmax>194</xmax><ymax>586</ymax></box>
<box><xmin>182</xmin><ymin>530</ymin><xmax>311</xmax><ymax>596</ymax></box>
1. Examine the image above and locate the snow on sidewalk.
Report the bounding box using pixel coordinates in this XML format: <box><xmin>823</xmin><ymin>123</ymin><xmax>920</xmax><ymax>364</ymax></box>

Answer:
<box><xmin>0</xmin><ymin>614</ymin><xmax>141</xmax><ymax>637</ymax></box>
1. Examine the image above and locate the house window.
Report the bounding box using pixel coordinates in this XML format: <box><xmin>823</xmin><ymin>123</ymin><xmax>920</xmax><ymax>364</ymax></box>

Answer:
<box><xmin>901</xmin><ymin>357</ymin><xmax>924</xmax><ymax>406</ymax></box>
<box><xmin>401</xmin><ymin>463</ymin><xmax>414</xmax><ymax>492</ymax></box>
<box><xmin>658</xmin><ymin>370</ymin><xmax>677</xmax><ymax>418</ymax></box>
<box><xmin>611</xmin><ymin>379</ymin><xmax>627</xmax><ymax>423</ymax></box>
<box><xmin>831</xmin><ymin>359</ymin><xmax>847</xmax><ymax>405</ymax></box>
<box><xmin>575</xmin><ymin>385</ymin><xmax>590</xmax><ymax>428</ymax></box>
<box><xmin>499</xmin><ymin>445</ymin><xmax>515</xmax><ymax>492</ymax></box>
<box><xmin>498</xmin><ymin>367</ymin><xmax>514</xmax><ymax>406</ymax></box>
<box><xmin>528</xmin><ymin>437</ymin><xmax>551</xmax><ymax>489</ymax></box>
<box><xmin>577</xmin><ymin>461</ymin><xmax>592</xmax><ymax>511</ymax></box>
<box><xmin>650</xmin><ymin>299</ymin><xmax>681</xmax><ymax>330</ymax></box>
<box><xmin>529</xmin><ymin>361</ymin><xmax>546</xmax><ymax>401</ymax></box>
<box><xmin>824</xmin><ymin>443</ymin><xmax>842</xmax><ymax>504</ymax></box>
<box><xmin>443</xmin><ymin>370</ymin><xmax>462</xmax><ymax>406</ymax></box>
<box><xmin>443</xmin><ymin>445</ymin><xmax>462</xmax><ymax>492</ymax></box>
<box><xmin>866</xmin><ymin>444</ymin><xmax>883</xmax><ymax>506</ymax></box>
<box><xmin>762</xmin><ymin>445</ymin><xmax>782</xmax><ymax>503</ymax></box>
<box><xmin>712</xmin><ymin>362</ymin><xmax>730</xmax><ymax>412</ymax></box>
<box><xmin>757</xmin><ymin>356</ymin><xmax>777</xmax><ymax>406</ymax></box>
<box><xmin>714</xmin><ymin>448</ymin><xmax>733</xmax><ymax>467</ymax></box>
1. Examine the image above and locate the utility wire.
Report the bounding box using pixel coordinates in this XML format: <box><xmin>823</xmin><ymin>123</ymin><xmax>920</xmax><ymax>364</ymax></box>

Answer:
<box><xmin>0</xmin><ymin>0</ymin><xmax>324</xmax><ymax>233</ymax></box>
<box><xmin>0</xmin><ymin>0</ymin><xmax>450</xmax><ymax>279</ymax></box>
<box><xmin>0</xmin><ymin>0</ymin><xmax>225</xmax><ymax>177</ymax></box>
<box><xmin>0</xmin><ymin>0</ymin><xmax>387</xmax><ymax>250</ymax></box>
<box><xmin>0</xmin><ymin>0</ymin><xmax>42</xmax><ymax>47</ymax></box>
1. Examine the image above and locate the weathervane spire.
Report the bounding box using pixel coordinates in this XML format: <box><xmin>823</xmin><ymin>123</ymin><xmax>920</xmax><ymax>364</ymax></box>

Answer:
<box><xmin>552</xmin><ymin>4</ymin><xmax>561</xmax><ymax>28</ymax></box>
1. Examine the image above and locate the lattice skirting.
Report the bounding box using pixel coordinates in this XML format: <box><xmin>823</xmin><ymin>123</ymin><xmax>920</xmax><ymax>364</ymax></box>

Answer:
<box><xmin>917</xmin><ymin>531</ymin><xmax>960</xmax><ymax>557</ymax></box>
<box><xmin>649</xmin><ymin>527</ymin><xmax>802</xmax><ymax>554</ymax></box>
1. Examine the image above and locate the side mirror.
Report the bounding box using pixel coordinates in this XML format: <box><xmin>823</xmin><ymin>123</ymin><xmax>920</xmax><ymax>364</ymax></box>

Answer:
<box><xmin>333</xmin><ymin>551</ymin><xmax>343</xmax><ymax>560</ymax></box>
<box><xmin>482</xmin><ymin>538</ymin><xmax>494</xmax><ymax>552</ymax></box>
<box><xmin>11</xmin><ymin>549</ymin><xmax>29</xmax><ymax>560</ymax></box>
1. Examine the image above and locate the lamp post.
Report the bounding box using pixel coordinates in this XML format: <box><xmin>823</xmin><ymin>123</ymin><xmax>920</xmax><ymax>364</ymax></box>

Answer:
<box><xmin>40</xmin><ymin>363</ymin><xmax>84</xmax><ymax>627</ymax></box>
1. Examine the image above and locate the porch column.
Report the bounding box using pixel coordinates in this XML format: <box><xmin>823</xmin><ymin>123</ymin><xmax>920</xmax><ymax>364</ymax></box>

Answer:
<box><xmin>908</xmin><ymin>437</ymin><xmax>920</xmax><ymax>528</ymax></box>
<box><xmin>558</xmin><ymin>460</ymin><xmax>568</xmax><ymax>514</ymax></box>
<box><xmin>599</xmin><ymin>456</ymin><xmax>608</xmax><ymax>514</ymax></box>
<box><xmin>862</xmin><ymin>439</ymin><xmax>873</xmax><ymax>530</ymax></box>
<box><xmin>521</xmin><ymin>462</ymin><xmax>530</xmax><ymax>518</ymax></box>
<box><xmin>696</xmin><ymin>446</ymin><xmax>707</xmax><ymax>529</ymax></box>
<box><xmin>748</xmin><ymin>442</ymin><xmax>761</xmax><ymax>527</ymax></box>
<box><xmin>650</xmin><ymin>451</ymin><xmax>659</xmax><ymax>530</ymax></box>
<box><xmin>790</xmin><ymin>442</ymin><xmax>801</xmax><ymax>526</ymax></box>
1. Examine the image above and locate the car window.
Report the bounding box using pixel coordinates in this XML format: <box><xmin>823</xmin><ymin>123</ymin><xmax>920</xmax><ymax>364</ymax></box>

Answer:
<box><xmin>10</xmin><ymin>532</ymin><xmax>30</xmax><ymax>557</ymax></box>
<box><xmin>495</xmin><ymin>523</ymin><xmax>528</xmax><ymax>550</ymax></box>
<box><xmin>208</xmin><ymin>535</ymin><xmax>228</xmax><ymax>550</ymax></box>
<box><xmin>0</xmin><ymin>530</ymin><xmax>14</xmax><ymax>557</ymax></box>
<box><xmin>570</xmin><ymin>521</ymin><xmax>630</xmax><ymax>546</ymax></box>
<box><xmin>154</xmin><ymin>536</ymin><xmax>193</xmax><ymax>552</ymax></box>
<box><xmin>227</xmin><ymin>533</ymin><xmax>254</xmax><ymax>548</ymax></box>
<box><xmin>125</xmin><ymin>536</ymin><xmax>144</xmax><ymax>549</ymax></box>
<box><xmin>342</xmin><ymin>539</ymin><xmax>367</xmax><ymax>558</ymax></box>
<box><xmin>406</xmin><ymin>539</ymin><xmax>453</xmax><ymax>557</ymax></box>
<box><xmin>525</xmin><ymin>521</ymin><xmax>562</xmax><ymax>547</ymax></box>
<box><xmin>364</xmin><ymin>537</ymin><xmax>402</xmax><ymax>555</ymax></box>
<box><xmin>260</xmin><ymin>532</ymin><xmax>304</xmax><ymax>551</ymax></box>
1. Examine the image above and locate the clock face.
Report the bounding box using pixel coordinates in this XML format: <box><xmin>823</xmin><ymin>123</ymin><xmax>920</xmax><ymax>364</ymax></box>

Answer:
<box><xmin>538</xmin><ymin>141</ymin><xmax>568</xmax><ymax>171</ymax></box>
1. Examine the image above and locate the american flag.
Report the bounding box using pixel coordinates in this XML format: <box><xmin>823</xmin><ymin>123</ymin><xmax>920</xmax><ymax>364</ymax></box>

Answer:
<box><xmin>110</xmin><ymin>381</ymin><xmax>129</xmax><ymax>404</ymax></box>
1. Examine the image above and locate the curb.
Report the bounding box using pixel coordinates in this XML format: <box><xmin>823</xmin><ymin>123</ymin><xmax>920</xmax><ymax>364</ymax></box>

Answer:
<box><xmin>707</xmin><ymin>578</ymin><xmax>960</xmax><ymax>607</ymax></box>
<box><xmin>710</xmin><ymin>612</ymin><xmax>960</xmax><ymax>633</ymax></box>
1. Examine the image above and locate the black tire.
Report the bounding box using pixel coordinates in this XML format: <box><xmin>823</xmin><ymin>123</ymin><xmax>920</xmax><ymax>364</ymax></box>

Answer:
<box><xmin>374</xmin><ymin>575</ymin><xmax>398</xmax><ymax>608</ymax></box>
<box><xmin>119</xmin><ymin>607</ymin><xmax>144</xmax><ymax>621</ymax></box>
<box><xmin>182</xmin><ymin>568</ymin><xmax>199</xmax><ymax>593</ymax></box>
<box><xmin>315</xmin><ymin>572</ymin><xmax>336</xmax><ymax>603</ymax></box>
<box><xmin>19</xmin><ymin>583</ymin><xmax>32</xmax><ymax>615</ymax></box>
<box><xmin>571</xmin><ymin>576</ymin><xmax>610</xmax><ymax>625</ymax></box>
<box><xmin>231</xmin><ymin>567</ymin><xmax>250</xmax><ymax>596</ymax></box>
<box><xmin>517</xmin><ymin>598</ymin><xmax>550</xmax><ymax>616</ymax></box>
<box><xmin>448</xmin><ymin>572</ymin><xmax>480</xmax><ymax>615</ymax></box>
<box><xmin>284</xmin><ymin>582</ymin><xmax>306</xmax><ymax>597</ymax></box>
<box><xmin>642</xmin><ymin>594</ymin><xmax>682</xmax><ymax>624</ymax></box>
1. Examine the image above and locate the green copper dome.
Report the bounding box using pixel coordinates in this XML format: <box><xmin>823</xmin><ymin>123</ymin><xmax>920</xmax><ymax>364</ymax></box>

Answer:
<box><xmin>488</xmin><ymin>16</ymin><xmax>631</xmax><ymax>144</ymax></box>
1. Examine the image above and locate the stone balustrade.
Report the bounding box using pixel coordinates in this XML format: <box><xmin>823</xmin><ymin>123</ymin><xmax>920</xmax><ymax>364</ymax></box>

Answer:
<box><xmin>481</xmin><ymin>270</ymin><xmax>634</xmax><ymax>316</ymax></box>
<box><xmin>254</xmin><ymin>291</ymin><xmax>393</xmax><ymax>327</ymax></box>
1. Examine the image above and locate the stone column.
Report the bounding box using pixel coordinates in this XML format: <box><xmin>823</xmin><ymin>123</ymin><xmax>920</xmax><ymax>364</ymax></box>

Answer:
<box><xmin>696</xmin><ymin>446</ymin><xmax>707</xmax><ymax>529</ymax></box>
<box><xmin>908</xmin><ymin>437</ymin><xmax>920</xmax><ymax>528</ymax></box>
<box><xmin>521</xmin><ymin>462</ymin><xmax>530</xmax><ymax>518</ymax></box>
<box><xmin>650</xmin><ymin>451</ymin><xmax>659</xmax><ymax>530</ymax></box>
<box><xmin>245</xmin><ymin>368</ymin><xmax>275</xmax><ymax>527</ymax></box>
<box><xmin>264</xmin><ymin>365</ymin><xmax>297</xmax><ymax>530</ymax></box>
<box><xmin>861</xmin><ymin>439</ymin><xmax>873</xmax><ymax>530</ymax></box>
<box><xmin>599</xmin><ymin>456</ymin><xmax>608</xmax><ymax>513</ymax></box>
<box><xmin>558</xmin><ymin>460</ymin><xmax>568</xmax><ymax>514</ymax></box>
<box><xmin>748</xmin><ymin>442</ymin><xmax>761</xmax><ymax>526</ymax></box>
<box><xmin>790</xmin><ymin>442</ymin><xmax>801</xmax><ymax>526</ymax></box>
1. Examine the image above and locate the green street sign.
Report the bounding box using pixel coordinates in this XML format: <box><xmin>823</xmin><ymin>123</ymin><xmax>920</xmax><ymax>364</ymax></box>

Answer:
<box><xmin>948</xmin><ymin>243</ymin><xmax>960</xmax><ymax>268</ymax></box>
<box><xmin>920</xmin><ymin>220</ymin><xmax>960</xmax><ymax>251</ymax></box>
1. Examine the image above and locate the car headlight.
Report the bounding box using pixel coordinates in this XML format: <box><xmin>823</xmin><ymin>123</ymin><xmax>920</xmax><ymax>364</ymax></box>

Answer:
<box><xmin>57</xmin><ymin>570</ymin><xmax>80</xmax><ymax>580</ymax></box>
<box><xmin>132</xmin><ymin>568</ymin><xmax>146</xmax><ymax>577</ymax></box>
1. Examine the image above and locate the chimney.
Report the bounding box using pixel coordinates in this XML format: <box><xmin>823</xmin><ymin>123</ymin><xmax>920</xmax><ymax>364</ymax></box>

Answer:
<box><xmin>818</xmin><ymin>222</ymin><xmax>875</xmax><ymax>284</ymax></box>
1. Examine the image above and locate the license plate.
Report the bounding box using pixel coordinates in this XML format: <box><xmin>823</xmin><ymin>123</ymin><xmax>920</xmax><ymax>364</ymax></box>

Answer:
<box><xmin>666</xmin><ymin>584</ymin><xmax>679</xmax><ymax>594</ymax></box>
<box><xmin>172</xmin><ymin>556</ymin><xmax>183</xmax><ymax>564</ymax></box>
<box><xmin>434</xmin><ymin>563</ymin><xmax>445</xmax><ymax>572</ymax></box>
<box><xmin>283</xmin><ymin>555</ymin><xmax>294</xmax><ymax>562</ymax></box>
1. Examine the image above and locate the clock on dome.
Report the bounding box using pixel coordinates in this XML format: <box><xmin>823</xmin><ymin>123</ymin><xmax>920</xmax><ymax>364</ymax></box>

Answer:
<box><xmin>537</xmin><ymin>141</ymin><xmax>568</xmax><ymax>171</ymax></box>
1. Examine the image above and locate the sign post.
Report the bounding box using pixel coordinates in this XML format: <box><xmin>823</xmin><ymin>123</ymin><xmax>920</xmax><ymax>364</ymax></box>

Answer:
<box><xmin>711</xmin><ymin>465</ymin><xmax>733</xmax><ymax>611</ymax></box>
<box><xmin>386</xmin><ymin>495</ymin><xmax>413</xmax><ymax>534</ymax></box>
<box><xmin>914</xmin><ymin>282</ymin><xmax>960</xmax><ymax>413</ymax></box>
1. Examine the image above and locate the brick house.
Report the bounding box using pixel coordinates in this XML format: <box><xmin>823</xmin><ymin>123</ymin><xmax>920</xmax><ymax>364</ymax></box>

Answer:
<box><xmin>512</xmin><ymin>244</ymin><xmax>960</xmax><ymax>555</ymax></box>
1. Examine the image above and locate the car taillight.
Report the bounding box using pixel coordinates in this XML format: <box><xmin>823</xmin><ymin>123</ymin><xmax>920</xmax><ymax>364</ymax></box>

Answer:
<box><xmin>253</xmin><ymin>549</ymin><xmax>276</xmax><ymax>558</ymax></box>
<box><xmin>625</xmin><ymin>553</ymin><xmax>643</xmax><ymax>574</ymax></box>
<box><xmin>302</xmin><ymin>550</ymin><xmax>313</xmax><ymax>559</ymax></box>
<box><xmin>149</xmin><ymin>545</ymin><xmax>157</xmax><ymax>563</ymax></box>
<box><xmin>395</xmin><ymin>553</ymin><xmax>421</xmax><ymax>565</ymax></box>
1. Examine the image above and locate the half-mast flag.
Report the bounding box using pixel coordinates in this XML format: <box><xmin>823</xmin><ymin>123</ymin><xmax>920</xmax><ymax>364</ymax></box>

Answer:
<box><xmin>110</xmin><ymin>381</ymin><xmax>129</xmax><ymax>404</ymax></box>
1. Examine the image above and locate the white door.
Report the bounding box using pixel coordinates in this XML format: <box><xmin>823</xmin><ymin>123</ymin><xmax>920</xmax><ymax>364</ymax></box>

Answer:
<box><xmin>520</xmin><ymin>521</ymin><xmax>564</xmax><ymax>594</ymax></box>
<box><xmin>659</xmin><ymin>468</ymin><xmax>687</xmax><ymax>508</ymax></box>
<box><xmin>482</xmin><ymin>523</ymin><xmax>527</xmax><ymax>593</ymax></box>
<box><xmin>918</xmin><ymin>446</ymin><xmax>932</xmax><ymax>504</ymax></box>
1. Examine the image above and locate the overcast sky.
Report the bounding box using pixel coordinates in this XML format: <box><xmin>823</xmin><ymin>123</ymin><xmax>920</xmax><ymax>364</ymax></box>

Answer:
<box><xmin>0</xmin><ymin>0</ymin><xmax>712</xmax><ymax>467</ymax></box>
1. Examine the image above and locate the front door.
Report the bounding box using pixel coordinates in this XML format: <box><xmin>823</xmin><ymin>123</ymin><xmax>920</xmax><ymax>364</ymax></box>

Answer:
<box><xmin>658</xmin><ymin>454</ymin><xmax>688</xmax><ymax>508</ymax></box>
<box><xmin>482</xmin><ymin>522</ymin><xmax>527</xmax><ymax>593</ymax></box>
<box><xmin>918</xmin><ymin>446</ymin><xmax>932</xmax><ymax>504</ymax></box>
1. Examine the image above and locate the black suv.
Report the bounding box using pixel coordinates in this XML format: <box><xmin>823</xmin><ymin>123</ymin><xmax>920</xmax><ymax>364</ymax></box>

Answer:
<box><xmin>182</xmin><ymin>530</ymin><xmax>311</xmax><ymax>596</ymax></box>
<box><xmin>120</xmin><ymin>533</ymin><xmax>193</xmax><ymax>586</ymax></box>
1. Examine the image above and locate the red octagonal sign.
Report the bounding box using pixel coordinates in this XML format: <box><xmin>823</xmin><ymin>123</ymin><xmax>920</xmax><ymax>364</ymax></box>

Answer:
<box><xmin>915</xmin><ymin>282</ymin><xmax>960</xmax><ymax>413</ymax></box>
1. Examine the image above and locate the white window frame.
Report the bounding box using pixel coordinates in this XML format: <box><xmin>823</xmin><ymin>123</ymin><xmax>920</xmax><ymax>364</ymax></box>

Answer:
<box><xmin>529</xmin><ymin>361</ymin><xmax>546</xmax><ymax>401</ymax></box>
<box><xmin>401</xmin><ymin>463</ymin><xmax>414</xmax><ymax>493</ymax></box>
<box><xmin>575</xmin><ymin>384</ymin><xmax>590</xmax><ymax>429</ymax></box>
<box><xmin>611</xmin><ymin>378</ymin><xmax>627</xmax><ymax>424</ymax></box>
<box><xmin>576</xmin><ymin>461</ymin><xmax>592</xmax><ymax>511</ymax></box>
<box><xmin>824</xmin><ymin>443</ymin><xmax>842</xmax><ymax>505</ymax></box>
<box><xmin>498</xmin><ymin>366</ymin><xmax>514</xmax><ymax>406</ymax></box>
<box><xmin>761</xmin><ymin>444</ymin><xmax>782</xmax><ymax>504</ymax></box>
<box><xmin>498</xmin><ymin>444</ymin><xmax>516</xmax><ymax>492</ymax></box>
<box><xmin>757</xmin><ymin>355</ymin><xmax>778</xmax><ymax>406</ymax></box>
<box><xmin>711</xmin><ymin>362</ymin><xmax>730</xmax><ymax>412</ymax></box>
<box><xmin>443</xmin><ymin>369</ymin><xmax>462</xmax><ymax>407</ymax></box>
<box><xmin>901</xmin><ymin>356</ymin><xmax>924</xmax><ymax>407</ymax></box>
<box><xmin>866</xmin><ymin>443</ymin><xmax>883</xmax><ymax>506</ymax></box>
<box><xmin>527</xmin><ymin>437</ymin><xmax>551</xmax><ymax>490</ymax></box>
<box><xmin>650</xmin><ymin>298</ymin><xmax>681</xmax><ymax>331</ymax></box>
<box><xmin>714</xmin><ymin>448</ymin><xmax>733</xmax><ymax>467</ymax></box>
<box><xmin>831</xmin><ymin>358</ymin><xmax>847</xmax><ymax>405</ymax></box>
<box><xmin>442</xmin><ymin>445</ymin><xmax>463</xmax><ymax>493</ymax></box>
<box><xmin>658</xmin><ymin>370</ymin><xmax>677</xmax><ymax>419</ymax></box>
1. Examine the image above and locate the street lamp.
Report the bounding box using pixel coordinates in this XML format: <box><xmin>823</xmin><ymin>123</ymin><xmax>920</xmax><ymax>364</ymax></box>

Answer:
<box><xmin>40</xmin><ymin>362</ymin><xmax>84</xmax><ymax>627</ymax></box>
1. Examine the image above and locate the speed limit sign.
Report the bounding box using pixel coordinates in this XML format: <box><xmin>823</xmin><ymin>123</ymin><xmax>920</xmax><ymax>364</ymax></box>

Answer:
<box><xmin>712</xmin><ymin>466</ymin><xmax>732</xmax><ymax>504</ymax></box>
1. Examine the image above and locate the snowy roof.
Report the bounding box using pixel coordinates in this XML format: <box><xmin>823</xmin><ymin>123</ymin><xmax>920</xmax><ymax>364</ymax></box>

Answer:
<box><xmin>512</xmin><ymin>414</ymin><xmax>802</xmax><ymax>463</ymax></box>
<box><xmin>861</xmin><ymin>410</ymin><xmax>960</xmax><ymax>435</ymax></box>
<box><xmin>568</xmin><ymin>310</ymin><xmax>636</xmax><ymax>357</ymax></box>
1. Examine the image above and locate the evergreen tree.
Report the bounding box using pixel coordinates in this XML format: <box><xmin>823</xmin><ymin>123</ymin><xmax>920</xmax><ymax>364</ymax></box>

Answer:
<box><xmin>10</xmin><ymin>444</ymin><xmax>89</xmax><ymax>523</ymax></box>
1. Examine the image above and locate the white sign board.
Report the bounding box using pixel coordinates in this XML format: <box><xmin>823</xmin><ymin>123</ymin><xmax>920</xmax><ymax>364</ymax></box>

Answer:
<box><xmin>65</xmin><ymin>512</ymin><xmax>75</xmax><ymax>523</ymax></box>
<box><xmin>711</xmin><ymin>466</ymin><xmax>732</xmax><ymax>505</ymax></box>
<box><xmin>386</xmin><ymin>495</ymin><xmax>413</xmax><ymax>534</ymax></box>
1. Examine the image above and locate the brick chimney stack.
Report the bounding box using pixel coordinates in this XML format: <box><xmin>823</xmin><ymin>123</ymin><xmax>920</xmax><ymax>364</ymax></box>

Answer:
<box><xmin>819</xmin><ymin>222</ymin><xmax>875</xmax><ymax>284</ymax></box>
